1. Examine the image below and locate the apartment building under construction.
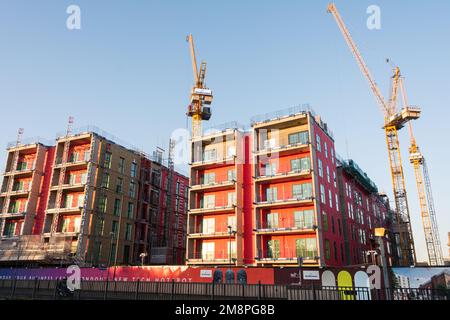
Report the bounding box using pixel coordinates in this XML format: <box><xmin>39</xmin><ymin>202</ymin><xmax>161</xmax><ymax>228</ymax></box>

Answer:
<box><xmin>0</xmin><ymin>126</ymin><xmax>188</xmax><ymax>267</ymax></box>
<box><xmin>186</xmin><ymin>106</ymin><xmax>399</xmax><ymax>267</ymax></box>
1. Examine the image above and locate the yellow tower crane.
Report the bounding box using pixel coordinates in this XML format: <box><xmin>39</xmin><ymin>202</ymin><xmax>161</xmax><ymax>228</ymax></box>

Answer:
<box><xmin>389</xmin><ymin>68</ymin><xmax>444</xmax><ymax>266</ymax></box>
<box><xmin>186</xmin><ymin>34</ymin><xmax>213</xmax><ymax>138</ymax></box>
<box><xmin>328</xmin><ymin>3</ymin><xmax>419</xmax><ymax>266</ymax></box>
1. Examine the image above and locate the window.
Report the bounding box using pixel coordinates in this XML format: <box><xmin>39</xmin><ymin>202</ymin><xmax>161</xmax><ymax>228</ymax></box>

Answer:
<box><xmin>318</xmin><ymin>159</ymin><xmax>323</xmax><ymax>177</ymax></box>
<box><xmin>116</xmin><ymin>178</ymin><xmax>123</xmax><ymax>193</ymax></box>
<box><xmin>104</xmin><ymin>152</ymin><xmax>112</xmax><ymax>168</ymax></box>
<box><xmin>302</xmin><ymin>183</ymin><xmax>312</xmax><ymax>199</ymax></box>
<box><xmin>81</xmin><ymin>173</ymin><xmax>87</xmax><ymax>184</ymax></box>
<box><xmin>266</xmin><ymin>188</ymin><xmax>278</xmax><ymax>202</ymax></box>
<box><xmin>264</xmin><ymin>162</ymin><xmax>277</xmax><ymax>176</ymax></box>
<box><xmin>325</xmin><ymin>240</ymin><xmax>331</xmax><ymax>260</ymax></box>
<box><xmin>320</xmin><ymin>185</ymin><xmax>326</xmax><ymax>204</ymax></box>
<box><xmin>267</xmin><ymin>240</ymin><xmax>280</xmax><ymax>259</ymax></box>
<box><xmin>131</xmin><ymin>161</ymin><xmax>138</xmax><ymax>178</ymax></box>
<box><xmin>202</xmin><ymin>242</ymin><xmax>215</xmax><ymax>260</ymax></box>
<box><xmin>227</xmin><ymin>146</ymin><xmax>236</xmax><ymax>158</ymax></box>
<box><xmin>329</xmin><ymin>190</ymin><xmax>333</xmax><ymax>208</ymax></box>
<box><xmin>326</xmin><ymin>166</ymin><xmax>330</xmax><ymax>183</ymax></box>
<box><xmin>3</xmin><ymin>222</ymin><xmax>17</xmax><ymax>237</ymax></box>
<box><xmin>74</xmin><ymin>217</ymin><xmax>81</xmax><ymax>233</ymax></box>
<box><xmin>101</xmin><ymin>173</ymin><xmax>110</xmax><ymax>189</ymax></box>
<box><xmin>127</xmin><ymin>202</ymin><xmax>134</xmax><ymax>219</ymax></box>
<box><xmin>331</xmin><ymin>216</ymin><xmax>336</xmax><ymax>234</ymax></box>
<box><xmin>111</xmin><ymin>220</ymin><xmax>118</xmax><ymax>238</ymax></box>
<box><xmin>203</xmin><ymin>149</ymin><xmax>217</xmax><ymax>162</ymax></box>
<box><xmin>176</xmin><ymin>181</ymin><xmax>181</xmax><ymax>195</ymax></box>
<box><xmin>267</xmin><ymin>212</ymin><xmax>279</xmax><ymax>229</ymax></box>
<box><xmin>203</xmin><ymin>172</ymin><xmax>216</xmax><ymax>184</ymax></box>
<box><xmin>202</xmin><ymin>218</ymin><xmax>215</xmax><ymax>234</ymax></box>
<box><xmin>338</xmin><ymin>219</ymin><xmax>342</xmax><ymax>236</ymax></box>
<box><xmin>292</xmin><ymin>184</ymin><xmax>302</xmax><ymax>199</ymax></box>
<box><xmin>316</xmin><ymin>134</ymin><xmax>321</xmax><ymax>152</ymax></box>
<box><xmin>324</xmin><ymin>142</ymin><xmax>328</xmax><ymax>158</ymax></box>
<box><xmin>322</xmin><ymin>211</ymin><xmax>329</xmax><ymax>232</ymax></box>
<box><xmin>331</xmin><ymin>148</ymin><xmax>335</xmax><ymax>164</ymax></box>
<box><xmin>77</xmin><ymin>195</ymin><xmax>84</xmax><ymax>208</ymax></box>
<box><xmin>296</xmin><ymin>238</ymin><xmax>317</xmax><ymax>259</ymax></box>
<box><xmin>227</xmin><ymin>192</ymin><xmax>236</xmax><ymax>206</ymax></box>
<box><xmin>333</xmin><ymin>172</ymin><xmax>337</xmax><ymax>188</ymax></box>
<box><xmin>228</xmin><ymin>241</ymin><xmax>237</xmax><ymax>259</ymax></box>
<box><xmin>113</xmin><ymin>199</ymin><xmax>121</xmax><ymax>216</ymax></box>
<box><xmin>294</xmin><ymin>210</ymin><xmax>314</xmax><ymax>229</ymax></box>
<box><xmin>13</xmin><ymin>180</ymin><xmax>24</xmax><ymax>191</ymax></box>
<box><xmin>129</xmin><ymin>182</ymin><xmax>136</xmax><ymax>198</ymax></box>
<box><xmin>291</xmin><ymin>157</ymin><xmax>311</xmax><ymax>172</ymax></box>
<box><xmin>61</xmin><ymin>218</ymin><xmax>70</xmax><ymax>233</ymax></box>
<box><xmin>334</xmin><ymin>241</ymin><xmax>338</xmax><ymax>261</ymax></box>
<box><xmin>228</xmin><ymin>216</ymin><xmax>237</xmax><ymax>231</ymax></box>
<box><xmin>65</xmin><ymin>194</ymin><xmax>74</xmax><ymax>208</ymax></box>
<box><xmin>123</xmin><ymin>245</ymin><xmax>130</xmax><ymax>265</ymax></box>
<box><xmin>203</xmin><ymin>195</ymin><xmax>215</xmax><ymax>209</ymax></box>
<box><xmin>125</xmin><ymin>224</ymin><xmax>132</xmax><ymax>241</ymax></box>
<box><xmin>227</xmin><ymin>169</ymin><xmax>236</xmax><ymax>181</ymax></box>
<box><xmin>288</xmin><ymin>131</ymin><xmax>309</xmax><ymax>145</ymax></box>
<box><xmin>98</xmin><ymin>195</ymin><xmax>107</xmax><ymax>213</ymax></box>
<box><xmin>335</xmin><ymin>194</ymin><xmax>340</xmax><ymax>211</ymax></box>
<box><xmin>119</xmin><ymin>157</ymin><xmax>125</xmax><ymax>174</ymax></box>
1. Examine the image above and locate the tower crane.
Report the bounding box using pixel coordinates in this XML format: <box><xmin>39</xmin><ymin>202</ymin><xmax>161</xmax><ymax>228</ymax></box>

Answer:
<box><xmin>390</xmin><ymin>68</ymin><xmax>444</xmax><ymax>266</ymax></box>
<box><xmin>186</xmin><ymin>34</ymin><xmax>213</xmax><ymax>138</ymax></box>
<box><xmin>327</xmin><ymin>3</ymin><xmax>419</xmax><ymax>266</ymax></box>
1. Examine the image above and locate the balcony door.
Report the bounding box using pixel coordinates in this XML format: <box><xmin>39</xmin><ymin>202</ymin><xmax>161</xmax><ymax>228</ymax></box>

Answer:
<box><xmin>202</xmin><ymin>218</ymin><xmax>215</xmax><ymax>234</ymax></box>
<box><xmin>201</xmin><ymin>242</ymin><xmax>215</xmax><ymax>260</ymax></box>
<box><xmin>267</xmin><ymin>239</ymin><xmax>280</xmax><ymax>259</ymax></box>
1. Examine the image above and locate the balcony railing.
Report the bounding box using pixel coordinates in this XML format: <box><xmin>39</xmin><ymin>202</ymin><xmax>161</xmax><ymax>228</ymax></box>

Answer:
<box><xmin>189</xmin><ymin>222</ymin><xmax>237</xmax><ymax>236</ymax></box>
<box><xmin>56</xmin><ymin>152</ymin><xmax>91</xmax><ymax>166</ymax></box>
<box><xmin>5</xmin><ymin>161</ymin><xmax>36</xmax><ymax>174</ymax></box>
<box><xmin>256</xmin><ymin>250</ymin><xmax>319</xmax><ymax>262</ymax></box>
<box><xmin>191</xmin><ymin>173</ymin><xmax>237</xmax><ymax>189</ymax></box>
<box><xmin>187</xmin><ymin>251</ymin><xmax>236</xmax><ymax>262</ymax></box>
<box><xmin>255</xmin><ymin>194</ymin><xmax>313</xmax><ymax>205</ymax></box>
<box><xmin>256</xmin><ymin>218</ymin><xmax>316</xmax><ymax>233</ymax></box>
<box><xmin>255</xmin><ymin>140</ymin><xmax>310</xmax><ymax>155</ymax></box>
<box><xmin>256</xmin><ymin>168</ymin><xmax>311</xmax><ymax>180</ymax></box>
<box><xmin>191</xmin><ymin>156</ymin><xmax>236</xmax><ymax>167</ymax></box>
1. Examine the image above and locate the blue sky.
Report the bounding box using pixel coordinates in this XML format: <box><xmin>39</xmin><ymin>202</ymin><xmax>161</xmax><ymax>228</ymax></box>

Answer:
<box><xmin>0</xmin><ymin>0</ymin><xmax>449</xmax><ymax>262</ymax></box>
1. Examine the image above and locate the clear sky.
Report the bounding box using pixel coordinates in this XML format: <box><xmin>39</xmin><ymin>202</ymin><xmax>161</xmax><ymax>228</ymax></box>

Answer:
<box><xmin>0</xmin><ymin>0</ymin><xmax>449</xmax><ymax>263</ymax></box>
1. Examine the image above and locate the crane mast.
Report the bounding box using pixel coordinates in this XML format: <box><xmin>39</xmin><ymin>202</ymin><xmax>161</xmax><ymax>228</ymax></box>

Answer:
<box><xmin>328</xmin><ymin>3</ymin><xmax>417</xmax><ymax>266</ymax></box>
<box><xmin>394</xmin><ymin>75</ymin><xmax>444</xmax><ymax>266</ymax></box>
<box><xmin>186</xmin><ymin>34</ymin><xmax>213</xmax><ymax>138</ymax></box>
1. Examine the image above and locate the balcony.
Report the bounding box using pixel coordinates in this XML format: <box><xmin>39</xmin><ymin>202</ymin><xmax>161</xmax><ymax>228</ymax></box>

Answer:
<box><xmin>4</xmin><ymin>162</ymin><xmax>36</xmax><ymax>177</ymax></box>
<box><xmin>50</xmin><ymin>181</ymin><xmax>86</xmax><ymax>192</ymax></box>
<box><xmin>46</xmin><ymin>205</ymin><xmax>83</xmax><ymax>214</ymax></box>
<box><xmin>190</xmin><ymin>174</ymin><xmax>236</xmax><ymax>192</ymax></box>
<box><xmin>55</xmin><ymin>152</ymin><xmax>91</xmax><ymax>169</ymax></box>
<box><xmin>0</xmin><ymin>212</ymin><xmax>27</xmax><ymax>219</ymax></box>
<box><xmin>255</xmin><ymin>196</ymin><xmax>314</xmax><ymax>209</ymax></box>
<box><xmin>254</xmin><ymin>141</ymin><xmax>310</xmax><ymax>157</ymax></box>
<box><xmin>188</xmin><ymin>223</ymin><xmax>237</xmax><ymax>239</ymax></box>
<box><xmin>255</xmin><ymin>168</ymin><xmax>312</xmax><ymax>184</ymax></box>
<box><xmin>186</xmin><ymin>251</ymin><xmax>235</xmax><ymax>265</ymax></box>
<box><xmin>190</xmin><ymin>156</ymin><xmax>236</xmax><ymax>169</ymax></box>
<box><xmin>0</xmin><ymin>187</ymin><xmax>31</xmax><ymax>197</ymax></box>
<box><xmin>189</xmin><ymin>204</ymin><xmax>236</xmax><ymax>215</ymax></box>
<box><xmin>255</xmin><ymin>250</ymin><xmax>319</xmax><ymax>265</ymax></box>
<box><xmin>255</xmin><ymin>219</ymin><xmax>317</xmax><ymax>235</ymax></box>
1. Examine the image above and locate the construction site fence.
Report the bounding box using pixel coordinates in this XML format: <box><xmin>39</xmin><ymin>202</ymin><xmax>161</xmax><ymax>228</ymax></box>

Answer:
<box><xmin>0</xmin><ymin>278</ymin><xmax>448</xmax><ymax>301</ymax></box>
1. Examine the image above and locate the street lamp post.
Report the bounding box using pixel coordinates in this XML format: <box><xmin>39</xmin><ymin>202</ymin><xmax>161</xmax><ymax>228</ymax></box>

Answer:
<box><xmin>228</xmin><ymin>225</ymin><xmax>236</xmax><ymax>267</ymax></box>
<box><xmin>139</xmin><ymin>252</ymin><xmax>148</xmax><ymax>266</ymax></box>
<box><xmin>107</xmin><ymin>232</ymin><xmax>115</xmax><ymax>280</ymax></box>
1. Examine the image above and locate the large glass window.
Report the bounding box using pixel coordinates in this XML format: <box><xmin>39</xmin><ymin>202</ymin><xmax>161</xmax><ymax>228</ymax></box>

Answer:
<box><xmin>295</xmin><ymin>238</ymin><xmax>317</xmax><ymax>259</ymax></box>
<box><xmin>288</xmin><ymin>131</ymin><xmax>309</xmax><ymax>145</ymax></box>
<box><xmin>202</xmin><ymin>242</ymin><xmax>215</xmax><ymax>260</ymax></box>
<box><xmin>293</xmin><ymin>183</ymin><xmax>313</xmax><ymax>200</ymax></box>
<box><xmin>98</xmin><ymin>195</ymin><xmax>107</xmax><ymax>213</ymax></box>
<box><xmin>202</xmin><ymin>218</ymin><xmax>215</xmax><ymax>234</ymax></box>
<box><xmin>104</xmin><ymin>152</ymin><xmax>112</xmax><ymax>169</ymax></box>
<box><xmin>227</xmin><ymin>192</ymin><xmax>236</xmax><ymax>206</ymax></box>
<box><xmin>266</xmin><ymin>188</ymin><xmax>278</xmax><ymax>202</ymax></box>
<box><xmin>267</xmin><ymin>239</ymin><xmax>280</xmax><ymax>259</ymax></box>
<box><xmin>203</xmin><ymin>195</ymin><xmax>216</xmax><ymax>209</ymax></box>
<box><xmin>294</xmin><ymin>210</ymin><xmax>314</xmax><ymax>229</ymax></box>
<box><xmin>227</xmin><ymin>169</ymin><xmax>236</xmax><ymax>181</ymax></box>
<box><xmin>203</xmin><ymin>172</ymin><xmax>216</xmax><ymax>184</ymax></box>
<box><xmin>264</xmin><ymin>162</ymin><xmax>277</xmax><ymax>176</ymax></box>
<box><xmin>267</xmin><ymin>212</ymin><xmax>279</xmax><ymax>229</ymax></box>
<box><xmin>203</xmin><ymin>149</ymin><xmax>217</xmax><ymax>162</ymax></box>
